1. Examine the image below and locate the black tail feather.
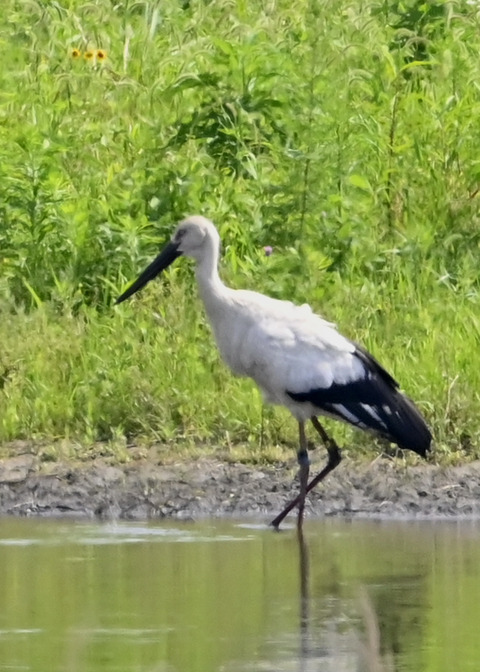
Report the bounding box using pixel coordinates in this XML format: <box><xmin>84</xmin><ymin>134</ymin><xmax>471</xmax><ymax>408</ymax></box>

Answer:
<box><xmin>287</xmin><ymin>350</ymin><xmax>432</xmax><ymax>458</ymax></box>
<box><xmin>288</xmin><ymin>385</ymin><xmax>431</xmax><ymax>457</ymax></box>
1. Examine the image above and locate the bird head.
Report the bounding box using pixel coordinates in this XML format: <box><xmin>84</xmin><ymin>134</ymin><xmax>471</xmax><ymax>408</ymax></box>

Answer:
<box><xmin>115</xmin><ymin>215</ymin><xmax>219</xmax><ymax>304</ymax></box>
<box><xmin>172</xmin><ymin>215</ymin><xmax>220</xmax><ymax>261</ymax></box>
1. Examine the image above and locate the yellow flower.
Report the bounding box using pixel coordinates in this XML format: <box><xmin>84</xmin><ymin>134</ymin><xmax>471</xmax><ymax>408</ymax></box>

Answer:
<box><xmin>71</xmin><ymin>48</ymin><xmax>81</xmax><ymax>59</ymax></box>
<box><xmin>96</xmin><ymin>49</ymin><xmax>107</xmax><ymax>61</ymax></box>
<box><xmin>84</xmin><ymin>50</ymin><xmax>95</xmax><ymax>61</ymax></box>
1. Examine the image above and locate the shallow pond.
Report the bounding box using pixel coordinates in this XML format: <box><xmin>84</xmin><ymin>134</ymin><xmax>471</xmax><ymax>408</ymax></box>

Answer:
<box><xmin>0</xmin><ymin>517</ymin><xmax>479</xmax><ymax>671</ymax></box>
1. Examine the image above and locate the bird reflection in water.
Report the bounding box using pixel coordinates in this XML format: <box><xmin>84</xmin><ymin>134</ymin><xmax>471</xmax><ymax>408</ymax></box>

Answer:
<box><xmin>297</xmin><ymin>526</ymin><xmax>310</xmax><ymax>672</ymax></box>
<box><xmin>295</xmin><ymin>528</ymin><xmax>393</xmax><ymax>672</ymax></box>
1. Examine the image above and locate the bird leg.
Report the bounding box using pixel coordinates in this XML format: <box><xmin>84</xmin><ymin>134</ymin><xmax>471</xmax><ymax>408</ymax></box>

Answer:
<box><xmin>270</xmin><ymin>418</ymin><xmax>341</xmax><ymax>530</ymax></box>
<box><xmin>296</xmin><ymin>421</ymin><xmax>310</xmax><ymax>528</ymax></box>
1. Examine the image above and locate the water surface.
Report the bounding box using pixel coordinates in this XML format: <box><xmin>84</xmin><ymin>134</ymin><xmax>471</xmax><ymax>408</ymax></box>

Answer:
<box><xmin>0</xmin><ymin>517</ymin><xmax>479</xmax><ymax>671</ymax></box>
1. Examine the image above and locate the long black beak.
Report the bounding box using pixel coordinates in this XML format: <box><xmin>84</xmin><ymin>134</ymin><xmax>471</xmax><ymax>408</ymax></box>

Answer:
<box><xmin>116</xmin><ymin>241</ymin><xmax>182</xmax><ymax>304</ymax></box>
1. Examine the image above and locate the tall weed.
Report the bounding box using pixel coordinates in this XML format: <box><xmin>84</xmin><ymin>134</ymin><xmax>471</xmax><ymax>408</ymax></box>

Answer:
<box><xmin>0</xmin><ymin>0</ymin><xmax>479</xmax><ymax>457</ymax></box>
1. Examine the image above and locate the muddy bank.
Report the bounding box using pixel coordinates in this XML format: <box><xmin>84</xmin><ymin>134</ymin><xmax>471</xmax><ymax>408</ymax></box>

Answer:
<box><xmin>1</xmin><ymin>450</ymin><xmax>479</xmax><ymax>521</ymax></box>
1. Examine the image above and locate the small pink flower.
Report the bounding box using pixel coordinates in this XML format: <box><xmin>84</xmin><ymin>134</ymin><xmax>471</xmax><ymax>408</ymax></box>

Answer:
<box><xmin>264</xmin><ymin>246</ymin><xmax>273</xmax><ymax>257</ymax></box>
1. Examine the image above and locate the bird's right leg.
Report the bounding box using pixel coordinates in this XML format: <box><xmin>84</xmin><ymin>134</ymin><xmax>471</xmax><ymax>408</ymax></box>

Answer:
<box><xmin>270</xmin><ymin>418</ymin><xmax>341</xmax><ymax>530</ymax></box>
<box><xmin>296</xmin><ymin>421</ymin><xmax>310</xmax><ymax>528</ymax></box>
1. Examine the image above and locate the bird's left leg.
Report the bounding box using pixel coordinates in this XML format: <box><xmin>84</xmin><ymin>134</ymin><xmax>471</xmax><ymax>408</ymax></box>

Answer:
<box><xmin>296</xmin><ymin>421</ymin><xmax>310</xmax><ymax>527</ymax></box>
<box><xmin>270</xmin><ymin>418</ymin><xmax>341</xmax><ymax>530</ymax></box>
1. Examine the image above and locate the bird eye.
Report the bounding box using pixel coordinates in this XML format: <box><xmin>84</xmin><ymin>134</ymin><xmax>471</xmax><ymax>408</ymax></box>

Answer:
<box><xmin>175</xmin><ymin>228</ymin><xmax>186</xmax><ymax>241</ymax></box>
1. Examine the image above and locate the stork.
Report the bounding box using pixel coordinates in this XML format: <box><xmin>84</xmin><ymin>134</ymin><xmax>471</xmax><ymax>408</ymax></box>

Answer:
<box><xmin>116</xmin><ymin>215</ymin><xmax>432</xmax><ymax>529</ymax></box>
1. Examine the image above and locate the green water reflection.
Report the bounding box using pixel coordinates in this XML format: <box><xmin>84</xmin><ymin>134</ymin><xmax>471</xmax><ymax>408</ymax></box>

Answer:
<box><xmin>0</xmin><ymin>517</ymin><xmax>479</xmax><ymax>671</ymax></box>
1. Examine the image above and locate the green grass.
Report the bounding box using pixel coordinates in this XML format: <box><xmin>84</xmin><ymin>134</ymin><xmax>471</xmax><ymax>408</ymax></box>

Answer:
<box><xmin>0</xmin><ymin>0</ymin><xmax>479</xmax><ymax>461</ymax></box>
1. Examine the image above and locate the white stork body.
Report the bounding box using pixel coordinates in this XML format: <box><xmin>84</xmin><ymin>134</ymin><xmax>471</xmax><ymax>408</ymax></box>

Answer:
<box><xmin>202</xmin><ymin>286</ymin><xmax>359</xmax><ymax>421</ymax></box>
<box><xmin>116</xmin><ymin>215</ymin><xmax>432</xmax><ymax>528</ymax></box>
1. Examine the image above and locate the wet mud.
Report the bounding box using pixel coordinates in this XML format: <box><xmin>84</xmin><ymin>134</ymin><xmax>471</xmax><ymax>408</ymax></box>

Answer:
<box><xmin>0</xmin><ymin>448</ymin><xmax>479</xmax><ymax>521</ymax></box>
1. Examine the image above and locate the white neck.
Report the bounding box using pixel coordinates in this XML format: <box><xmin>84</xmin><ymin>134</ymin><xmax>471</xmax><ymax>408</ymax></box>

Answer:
<box><xmin>194</xmin><ymin>237</ymin><xmax>229</xmax><ymax>314</ymax></box>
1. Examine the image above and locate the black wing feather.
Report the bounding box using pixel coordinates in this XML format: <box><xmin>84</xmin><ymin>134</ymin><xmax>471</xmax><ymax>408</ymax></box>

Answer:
<box><xmin>287</xmin><ymin>347</ymin><xmax>431</xmax><ymax>458</ymax></box>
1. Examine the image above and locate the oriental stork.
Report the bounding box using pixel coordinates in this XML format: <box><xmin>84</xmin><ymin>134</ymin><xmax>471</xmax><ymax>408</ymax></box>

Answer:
<box><xmin>116</xmin><ymin>215</ymin><xmax>431</xmax><ymax>528</ymax></box>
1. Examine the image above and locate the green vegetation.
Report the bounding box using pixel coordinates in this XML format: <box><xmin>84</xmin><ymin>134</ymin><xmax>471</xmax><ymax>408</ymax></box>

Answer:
<box><xmin>0</xmin><ymin>0</ymin><xmax>479</xmax><ymax>460</ymax></box>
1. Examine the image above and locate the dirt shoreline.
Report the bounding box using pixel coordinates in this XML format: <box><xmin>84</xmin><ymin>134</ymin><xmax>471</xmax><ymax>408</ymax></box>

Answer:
<box><xmin>1</xmin><ymin>450</ymin><xmax>479</xmax><ymax>521</ymax></box>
